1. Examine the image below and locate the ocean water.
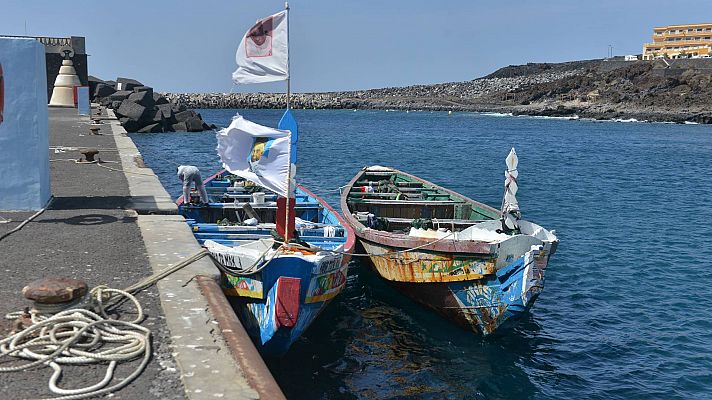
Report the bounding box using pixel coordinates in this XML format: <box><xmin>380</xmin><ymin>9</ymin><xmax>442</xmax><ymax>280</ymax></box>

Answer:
<box><xmin>131</xmin><ymin>109</ymin><xmax>712</xmax><ymax>400</ymax></box>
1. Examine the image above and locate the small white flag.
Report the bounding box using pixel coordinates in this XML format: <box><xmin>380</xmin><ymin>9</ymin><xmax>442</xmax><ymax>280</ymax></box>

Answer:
<box><xmin>233</xmin><ymin>10</ymin><xmax>289</xmax><ymax>84</ymax></box>
<box><xmin>216</xmin><ymin>113</ymin><xmax>292</xmax><ymax>197</ymax></box>
<box><xmin>502</xmin><ymin>148</ymin><xmax>520</xmax><ymax>230</ymax></box>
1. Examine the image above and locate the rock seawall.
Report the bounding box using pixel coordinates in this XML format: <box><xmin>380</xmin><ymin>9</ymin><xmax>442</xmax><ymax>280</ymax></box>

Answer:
<box><xmin>165</xmin><ymin>58</ymin><xmax>712</xmax><ymax>124</ymax></box>
<box><xmin>89</xmin><ymin>76</ymin><xmax>215</xmax><ymax>132</ymax></box>
<box><xmin>164</xmin><ymin>67</ymin><xmax>583</xmax><ymax>111</ymax></box>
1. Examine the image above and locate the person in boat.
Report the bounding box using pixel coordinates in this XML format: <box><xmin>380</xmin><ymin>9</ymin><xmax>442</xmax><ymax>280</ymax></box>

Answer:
<box><xmin>177</xmin><ymin>165</ymin><xmax>209</xmax><ymax>205</ymax></box>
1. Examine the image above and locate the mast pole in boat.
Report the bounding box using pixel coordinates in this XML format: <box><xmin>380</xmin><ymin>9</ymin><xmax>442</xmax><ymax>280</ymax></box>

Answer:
<box><xmin>283</xmin><ymin>1</ymin><xmax>292</xmax><ymax>244</ymax></box>
<box><xmin>285</xmin><ymin>1</ymin><xmax>291</xmax><ymax>111</ymax></box>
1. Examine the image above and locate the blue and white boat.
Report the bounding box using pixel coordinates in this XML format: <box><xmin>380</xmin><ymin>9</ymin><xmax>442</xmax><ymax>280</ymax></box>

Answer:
<box><xmin>179</xmin><ymin>172</ymin><xmax>355</xmax><ymax>355</ymax></box>
<box><xmin>178</xmin><ymin>3</ymin><xmax>357</xmax><ymax>355</ymax></box>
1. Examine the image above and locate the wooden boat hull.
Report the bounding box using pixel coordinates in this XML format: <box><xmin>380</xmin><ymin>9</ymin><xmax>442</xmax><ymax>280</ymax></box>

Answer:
<box><xmin>180</xmin><ymin>171</ymin><xmax>355</xmax><ymax>355</ymax></box>
<box><xmin>340</xmin><ymin>166</ymin><xmax>558</xmax><ymax>335</ymax></box>
<box><xmin>228</xmin><ymin>252</ymin><xmax>348</xmax><ymax>355</ymax></box>
<box><xmin>359</xmin><ymin>238</ymin><xmax>554</xmax><ymax>335</ymax></box>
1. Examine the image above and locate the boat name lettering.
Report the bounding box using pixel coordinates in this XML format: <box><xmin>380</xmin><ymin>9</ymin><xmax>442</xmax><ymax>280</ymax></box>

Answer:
<box><xmin>317</xmin><ymin>256</ymin><xmax>342</xmax><ymax>274</ymax></box>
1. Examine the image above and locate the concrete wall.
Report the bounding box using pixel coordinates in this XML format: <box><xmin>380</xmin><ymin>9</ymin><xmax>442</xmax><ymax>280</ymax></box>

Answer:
<box><xmin>597</xmin><ymin>60</ymin><xmax>651</xmax><ymax>73</ymax></box>
<box><xmin>0</xmin><ymin>38</ymin><xmax>51</xmax><ymax>211</ymax></box>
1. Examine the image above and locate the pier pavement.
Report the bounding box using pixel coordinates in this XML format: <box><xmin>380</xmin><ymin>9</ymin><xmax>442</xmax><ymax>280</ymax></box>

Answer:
<box><xmin>0</xmin><ymin>107</ymin><xmax>280</xmax><ymax>399</ymax></box>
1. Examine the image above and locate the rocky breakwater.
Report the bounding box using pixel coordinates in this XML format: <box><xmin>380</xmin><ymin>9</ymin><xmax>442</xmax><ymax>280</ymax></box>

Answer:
<box><xmin>88</xmin><ymin>76</ymin><xmax>215</xmax><ymax>132</ymax></box>
<box><xmin>163</xmin><ymin>58</ymin><xmax>712</xmax><ymax>123</ymax></box>
<box><xmin>163</xmin><ymin>65</ymin><xmax>589</xmax><ymax>111</ymax></box>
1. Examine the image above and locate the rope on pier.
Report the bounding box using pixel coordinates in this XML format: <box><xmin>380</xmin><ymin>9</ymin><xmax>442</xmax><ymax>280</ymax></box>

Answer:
<box><xmin>0</xmin><ymin>197</ymin><xmax>54</xmax><ymax>243</ymax></box>
<box><xmin>49</xmin><ymin>158</ymin><xmax>157</xmax><ymax>177</ymax></box>
<box><xmin>0</xmin><ymin>249</ymin><xmax>209</xmax><ymax>400</ymax></box>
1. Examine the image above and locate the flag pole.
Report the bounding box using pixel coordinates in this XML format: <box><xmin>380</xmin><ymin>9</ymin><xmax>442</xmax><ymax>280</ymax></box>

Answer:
<box><xmin>285</xmin><ymin>1</ymin><xmax>291</xmax><ymax>110</ymax></box>
<box><xmin>283</xmin><ymin>1</ymin><xmax>292</xmax><ymax>244</ymax></box>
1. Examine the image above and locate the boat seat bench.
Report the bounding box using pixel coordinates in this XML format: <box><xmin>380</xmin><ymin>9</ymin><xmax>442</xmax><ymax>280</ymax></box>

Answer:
<box><xmin>349</xmin><ymin>199</ymin><xmax>462</xmax><ymax>205</ymax></box>
<box><xmin>379</xmin><ymin>217</ymin><xmax>489</xmax><ymax>226</ymax></box>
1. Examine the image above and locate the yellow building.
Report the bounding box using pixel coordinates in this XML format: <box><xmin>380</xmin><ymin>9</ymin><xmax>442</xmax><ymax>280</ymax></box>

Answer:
<box><xmin>642</xmin><ymin>23</ymin><xmax>712</xmax><ymax>60</ymax></box>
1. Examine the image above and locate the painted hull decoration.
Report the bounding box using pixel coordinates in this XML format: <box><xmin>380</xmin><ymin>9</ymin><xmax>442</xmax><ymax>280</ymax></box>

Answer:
<box><xmin>179</xmin><ymin>171</ymin><xmax>355</xmax><ymax>355</ymax></box>
<box><xmin>340</xmin><ymin>163</ymin><xmax>558</xmax><ymax>335</ymax></box>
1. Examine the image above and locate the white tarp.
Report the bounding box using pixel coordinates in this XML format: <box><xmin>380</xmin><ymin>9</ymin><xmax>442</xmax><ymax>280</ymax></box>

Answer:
<box><xmin>216</xmin><ymin>113</ymin><xmax>292</xmax><ymax>197</ymax></box>
<box><xmin>233</xmin><ymin>10</ymin><xmax>289</xmax><ymax>84</ymax></box>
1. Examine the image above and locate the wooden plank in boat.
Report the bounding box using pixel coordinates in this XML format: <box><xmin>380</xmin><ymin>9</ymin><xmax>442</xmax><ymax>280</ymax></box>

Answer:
<box><xmin>383</xmin><ymin>217</ymin><xmax>487</xmax><ymax>226</ymax></box>
<box><xmin>348</xmin><ymin>192</ymin><xmax>422</xmax><ymax>199</ymax></box>
<box><xmin>395</xmin><ymin>181</ymin><xmax>424</xmax><ymax>187</ymax></box>
<box><xmin>351</xmin><ymin>199</ymin><xmax>461</xmax><ymax>205</ymax></box>
<box><xmin>212</xmin><ymin>202</ymin><xmax>321</xmax><ymax>209</ymax></box>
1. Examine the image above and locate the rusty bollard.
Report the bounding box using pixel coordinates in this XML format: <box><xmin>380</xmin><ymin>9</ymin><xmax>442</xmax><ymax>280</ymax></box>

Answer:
<box><xmin>80</xmin><ymin>148</ymin><xmax>99</xmax><ymax>162</ymax></box>
<box><xmin>22</xmin><ymin>277</ymin><xmax>88</xmax><ymax>305</ymax></box>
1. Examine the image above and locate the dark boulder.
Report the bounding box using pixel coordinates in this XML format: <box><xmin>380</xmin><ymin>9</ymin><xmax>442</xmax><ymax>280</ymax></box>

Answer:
<box><xmin>161</xmin><ymin>120</ymin><xmax>175</xmax><ymax>132</ymax></box>
<box><xmin>99</xmin><ymin>97</ymin><xmax>113</xmax><ymax>107</ymax></box>
<box><xmin>117</xmin><ymin>100</ymin><xmax>147</xmax><ymax>121</ymax></box>
<box><xmin>144</xmin><ymin>109</ymin><xmax>160</xmax><ymax>123</ymax></box>
<box><xmin>155</xmin><ymin>103</ymin><xmax>177</xmax><ymax>123</ymax></box>
<box><xmin>171</xmin><ymin>102</ymin><xmax>187</xmax><ymax>113</ymax></box>
<box><xmin>186</xmin><ymin>117</ymin><xmax>205</xmax><ymax>132</ymax></box>
<box><xmin>111</xmin><ymin>101</ymin><xmax>122</xmax><ymax>110</ymax></box>
<box><xmin>93</xmin><ymin>83</ymin><xmax>116</xmax><ymax>99</ymax></box>
<box><xmin>175</xmin><ymin>110</ymin><xmax>197</xmax><ymax>123</ymax></box>
<box><xmin>116</xmin><ymin>77</ymin><xmax>143</xmax><ymax>91</ymax></box>
<box><xmin>119</xmin><ymin>117</ymin><xmax>141</xmax><ymax>132</ymax></box>
<box><xmin>109</xmin><ymin>90</ymin><xmax>133</xmax><ymax>102</ymax></box>
<box><xmin>133</xmin><ymin>86</ymin><xmax>153</xmax><ymax>94</ymax></box>
<box><xmin>137</xmin><ymin>123</ymin><xmax>162</xmax><ymax>133</ymax></box>
<box><xmin>153</xmin><ymin>93</ymin><xmax>169</xmax><ymax>105</ymax></box>
<box><xmin>88</xmin><ymin>76</ymin><xmax>106</xmax><ymax>98</ymax></box>
<box><xmin>128</xmin><ymin>91</ymin><xmax>156</xmax><ymax>109</ymax></box>
<box><xmin>172</xmin><ymin>121</ymin><xmax>188</xmax><ymax>132</ymax></box>
<box><xmin>104</xmin><ymin>80</ymin><xmax>117</xmax><ymax>88</ymax></box>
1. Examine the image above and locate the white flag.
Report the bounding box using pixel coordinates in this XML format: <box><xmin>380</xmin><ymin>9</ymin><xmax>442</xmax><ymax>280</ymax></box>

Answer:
<box><xmin>216</xmin><ymin>114</ymin><xmax>291</xmax><ymax>197</ymax></box>
<box><xmin>233</xmin><ymin>10</ymin><xmax>288</xmax><ymax>84</ymax></box>
<box><xmin>502</xmin><ymin>148</ymin><xmax>520</xmax><ymax>230</ymax></box>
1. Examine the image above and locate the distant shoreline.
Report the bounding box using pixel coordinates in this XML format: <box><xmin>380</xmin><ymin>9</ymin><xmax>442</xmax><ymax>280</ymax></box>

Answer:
<box><xmin>165</xmin><ymin>58</ymin><xmax>712</xmax><ymax>125</ymax></box>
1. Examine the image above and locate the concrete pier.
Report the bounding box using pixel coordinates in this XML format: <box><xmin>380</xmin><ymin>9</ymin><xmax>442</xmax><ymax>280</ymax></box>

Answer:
<box><xmin>0</xmin><ymin>107</ymin><xmax>283</xmax><ymax>399</ymax></box>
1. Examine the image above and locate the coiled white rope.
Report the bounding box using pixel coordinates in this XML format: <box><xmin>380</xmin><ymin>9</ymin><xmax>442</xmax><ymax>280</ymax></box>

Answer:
<box><xmin>0</xmin><ymin>288</ymin><xmax>149</xmax><ymax>400</ymax></box>
<box><xmin>0</xmin><ymin>249</ymin><xmax>209</xmax><ymax>400</ymax></box>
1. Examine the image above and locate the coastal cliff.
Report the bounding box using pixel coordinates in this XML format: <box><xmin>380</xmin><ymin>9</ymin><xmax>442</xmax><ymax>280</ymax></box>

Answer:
<box><xmin>165</xmin><ymin>58</ymin><xmax>712</xmax><ymax>124</ymax></box>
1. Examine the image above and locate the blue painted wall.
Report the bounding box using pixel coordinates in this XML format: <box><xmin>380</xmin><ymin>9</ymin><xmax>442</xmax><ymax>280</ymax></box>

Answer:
<box><xmin>0</xmin><ymin>38</ymin><xmax>50</xmax><ymax>210</ymax></box>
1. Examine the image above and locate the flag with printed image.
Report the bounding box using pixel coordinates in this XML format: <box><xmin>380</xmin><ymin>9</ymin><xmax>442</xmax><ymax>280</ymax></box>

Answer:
<box><xmin>233</xmin><ymin>10</ymin><xmax>288</xmax><ymax>84</ymax></box>
<box><xmin>216</xmin><ymin>113</ymin><xmax>292</xmax><ymax>197</ymax></box>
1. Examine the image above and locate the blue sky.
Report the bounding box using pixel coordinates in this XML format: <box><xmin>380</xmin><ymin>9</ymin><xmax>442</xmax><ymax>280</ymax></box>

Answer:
<box><xmin>1</xmin><ymin>0</ymin><xmax>709</xmax><ymax>93</ymax></box>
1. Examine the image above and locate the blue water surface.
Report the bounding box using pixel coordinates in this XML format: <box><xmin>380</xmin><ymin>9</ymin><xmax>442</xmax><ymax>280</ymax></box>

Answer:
<box><xmin>131</xmin><ymin>109</ymin><xmax>712</xmax><ymax>400</ymax></box>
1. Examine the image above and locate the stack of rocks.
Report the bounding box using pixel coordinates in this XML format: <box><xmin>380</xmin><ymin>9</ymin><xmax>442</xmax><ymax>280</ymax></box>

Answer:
<box><xmin>88</xmin><ymin>76</ymin><xmax>215</xmax><ymax>133</ymax></box>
